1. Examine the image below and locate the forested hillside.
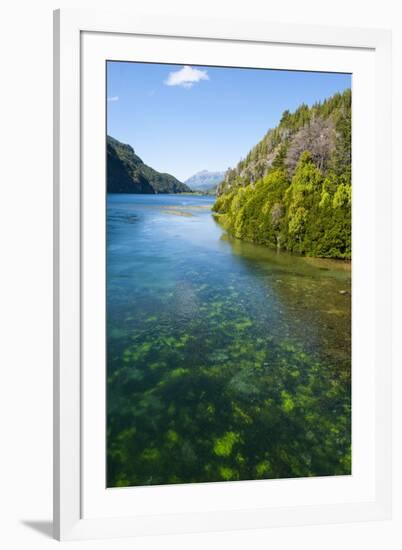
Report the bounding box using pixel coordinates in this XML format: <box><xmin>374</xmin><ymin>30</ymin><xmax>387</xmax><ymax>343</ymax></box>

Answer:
<box><xmin>213</xmin><ymin>89</ymin><xmax>351</xmax><ymax>259</ymax></box>
<box><xmin>107</xmin><ymin>136</ymin><xmax>191</xmax><ymax>194</ymax></box>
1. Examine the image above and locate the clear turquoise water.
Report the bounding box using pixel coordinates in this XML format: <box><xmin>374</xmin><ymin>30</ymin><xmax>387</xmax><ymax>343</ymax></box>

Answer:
<box><xmin>107</xmin><ymin>193</ymin><xmax>351</xmax><ymax>487</ymax></box>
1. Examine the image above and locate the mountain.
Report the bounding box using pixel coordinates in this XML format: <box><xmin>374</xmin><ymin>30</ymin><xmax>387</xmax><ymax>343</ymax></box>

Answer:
<box><xmin>213</xmin><ymin>89</ymin><xmax>351</xmax><ymax>259</ymax></box>
<box><xmin>107</xmin><ymin>136</ymin><xmax>191</xmax><ymax>194</ymax></box>
<box><xmin>184</xmin><ymin>170</ymin><xmax>225</xmax><ymax>192</ymax></box>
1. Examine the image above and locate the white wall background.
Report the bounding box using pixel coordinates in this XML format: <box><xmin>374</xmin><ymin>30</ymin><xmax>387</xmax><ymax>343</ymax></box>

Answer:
<box><xmin>0</xmin><ymin>0</ymin><xmax>400</xmax><ymax>548</ymax></box>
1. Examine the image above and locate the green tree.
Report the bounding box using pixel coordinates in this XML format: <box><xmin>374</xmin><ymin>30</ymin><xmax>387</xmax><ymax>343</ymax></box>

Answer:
<box><xmin>213</xmin><ymin>89</ymin><xmax>352</xmax><ymax>259</ymax></box>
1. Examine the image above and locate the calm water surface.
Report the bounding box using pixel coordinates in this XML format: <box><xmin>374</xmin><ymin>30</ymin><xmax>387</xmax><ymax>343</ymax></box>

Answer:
<box><xmin>107</xmin><ymin>194</ymin><xmax>351</xmax><ymax>487</ymax></box>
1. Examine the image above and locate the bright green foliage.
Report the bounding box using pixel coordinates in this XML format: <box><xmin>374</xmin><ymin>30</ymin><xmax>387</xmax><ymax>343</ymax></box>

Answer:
<box><xmin>219</xmin><ymin>466</ymin><xmax>240</xmax><ymax>481</ymax></box>
<box><xmin>213</xmin><ymin>169</ymin><xmax>290</xmax><ymax>249</ymax></box>
<box><xmin>255</xmin><ymin>460</ymin><xmax>272</xmax><ymax>477</ymax></box>
<box><xmin>281</xmin><ymin>390</ymin><xmax>295</xmax><ymax>413</ymax></box>
<box><xmin>214</xmin><ymin>90</ymin><xmax>352</xmax><ymax>259</ymax></box>
<box><xmin>214</xmin><ymin>152</ymin><xmax>351</xmax><ymax>258</ymax></box>
<box><xmin>213</xmin><ymin>431</ymin><xmax>240</xmax><ymax>457</ymax></box>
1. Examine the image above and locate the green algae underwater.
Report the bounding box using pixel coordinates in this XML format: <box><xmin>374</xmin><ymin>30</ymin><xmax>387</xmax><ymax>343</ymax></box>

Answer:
<box><xmin>107</xmin><ymin>194</ymin><xmax>351</xmax><ymax>487</ymax></box>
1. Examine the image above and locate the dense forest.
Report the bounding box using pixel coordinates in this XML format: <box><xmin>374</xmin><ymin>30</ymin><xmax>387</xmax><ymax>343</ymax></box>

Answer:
<box><xmin>213</xmin><ymin>89</ymin><xmax>351</xmax><ymax>259</ymax></box>
<box><xmin>107</xmin><ymin>135</ymin><xmax>191</xmax><ymax>194</ymax></box>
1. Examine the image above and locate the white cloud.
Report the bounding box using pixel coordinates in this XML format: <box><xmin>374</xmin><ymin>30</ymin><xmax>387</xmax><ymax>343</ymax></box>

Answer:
<box><xmin>107</xmin><ymin>96</ymin><xmax>119</xmax><ymax>102</ymax></box>
<box><xmin>164</xmin><ymin>66</ymin><xmax>209</xmax><ymax>88</ymax></box>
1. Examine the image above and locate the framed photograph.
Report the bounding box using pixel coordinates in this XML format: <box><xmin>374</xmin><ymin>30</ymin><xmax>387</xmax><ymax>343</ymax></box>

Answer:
<box><xmin>53</xmin><ymin>8</ymin><xmax>392</xmax><ymax>541</ymax></box>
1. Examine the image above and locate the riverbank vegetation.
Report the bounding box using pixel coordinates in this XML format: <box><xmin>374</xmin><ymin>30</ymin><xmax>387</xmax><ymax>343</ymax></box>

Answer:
<box><xmin>213</xmin><ymin>90</ymin><xmax>351</xmax><ymax>259</ymax></box>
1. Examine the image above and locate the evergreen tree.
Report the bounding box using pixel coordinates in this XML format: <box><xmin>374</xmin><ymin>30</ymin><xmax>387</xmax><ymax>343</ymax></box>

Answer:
<box><xmin>213</xmin><ymin>89</ymin><xmax>352</xmax><ymax>259</ymax></box>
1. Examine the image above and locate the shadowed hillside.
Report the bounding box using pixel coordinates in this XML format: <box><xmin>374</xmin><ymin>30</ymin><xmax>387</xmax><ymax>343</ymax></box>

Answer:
<box><xmin>107</xmin><ymin>136</ymin><xmax>191</xmax><ymax>194</ymax></box>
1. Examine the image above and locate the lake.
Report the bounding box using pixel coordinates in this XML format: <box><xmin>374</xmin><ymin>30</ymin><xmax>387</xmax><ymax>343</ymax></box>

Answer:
<box><xmin>107</xmin><ymin>193</ymin><xmax>351</xmax><ymax>487</ymax></box>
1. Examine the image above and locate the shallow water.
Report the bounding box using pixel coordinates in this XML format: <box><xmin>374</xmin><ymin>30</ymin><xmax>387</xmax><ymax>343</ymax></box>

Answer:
<box><xmin>107</xmin><ymin>194</ymin><xmax>351</xmax><ymax>487</ymax></box>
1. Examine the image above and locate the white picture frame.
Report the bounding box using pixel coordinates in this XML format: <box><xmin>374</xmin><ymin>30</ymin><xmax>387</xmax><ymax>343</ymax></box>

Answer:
<box><xmin>53</xmin><ymin>8</ymin><xmax>392</xmax><ymax>541</ymax></box>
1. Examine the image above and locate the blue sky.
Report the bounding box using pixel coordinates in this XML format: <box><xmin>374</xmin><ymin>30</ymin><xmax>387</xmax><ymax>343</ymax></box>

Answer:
<box><xmin>107</xmin><ymin>62</ymin><xmax>351</xmax><ymax>182</ymax></box>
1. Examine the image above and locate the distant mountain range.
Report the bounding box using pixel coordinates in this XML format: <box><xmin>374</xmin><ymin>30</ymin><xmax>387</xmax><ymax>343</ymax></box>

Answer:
<box><xmin>184</xmin><ymin>170</ymin><xmax>225</xmax><ymax>192</ymax></box>
<box><xmin>107</xmin><ymin>136</ymin><xmax>191</xmax><ymax>194</ymax></box>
